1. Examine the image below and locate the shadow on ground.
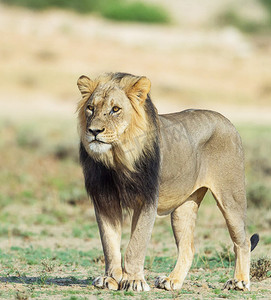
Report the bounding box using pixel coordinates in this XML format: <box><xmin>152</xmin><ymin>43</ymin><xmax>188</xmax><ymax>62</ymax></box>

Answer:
<box><xmin>0</xmin><ymin>276</ymin><xmax>92</xmax><ymax>286</ymax></box>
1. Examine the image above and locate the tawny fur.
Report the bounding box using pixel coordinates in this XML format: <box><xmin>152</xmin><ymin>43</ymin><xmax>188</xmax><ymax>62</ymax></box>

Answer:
<box><xmin>77</xmin><ymin>72</ymin><xmax>253</xmax><ymax>292</ymax></box>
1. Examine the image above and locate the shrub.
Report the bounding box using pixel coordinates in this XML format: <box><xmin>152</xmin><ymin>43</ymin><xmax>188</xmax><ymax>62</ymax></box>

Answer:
<box><xmin>216</xmin><ymin>8</ymin><xmax>265</xmax><ymax>33</ymax></box>
<box><xmin>251</xmin><ymin>258</ymin><xmax>271</xmax><ymax>280</ymax></box>
<box><xmin>0</xmin><ymin>0</ymin><xmax>97</xmax><ymax>12</ymax></box>
<box><xmin>260</xmin><ymin>0</ymin><xmax>271</xmax><ymax>20</ymax></box>
<box><xmin>0</xmin><ymin>0</ymin><xmax>170</xmax><ymax>23</ymax></box>
<box><xmin>99</xmin><ymin>0</ymin><xmax>169</xmax><ymax>24</ymax></box>
<box><xmin>247</xmin><ymin>183</ymin><xmax>271</xmax><ymax>208</ymax></box>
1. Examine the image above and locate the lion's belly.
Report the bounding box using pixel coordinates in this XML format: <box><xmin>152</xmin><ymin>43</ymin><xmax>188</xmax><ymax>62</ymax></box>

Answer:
<box><xmin>157</xmin><ymin>165</ymin><xmax>200</xmax><ymax>216</ymax></box>
<box><xmin>157</xmin><ymin>134</ymin><xmax>201</xmax><ymax>216</ymax></box>
<box><xmin>156</xmin><ymin>111</ymin><xmax>211</xmax><ymax>215</ymax></box>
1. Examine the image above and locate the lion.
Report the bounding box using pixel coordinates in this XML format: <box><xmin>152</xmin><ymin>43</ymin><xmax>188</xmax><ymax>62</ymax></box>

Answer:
<box><xmin>77</xmin><ymin>72</ymin><xmax>259</xmax><ymax>292</ymax></box>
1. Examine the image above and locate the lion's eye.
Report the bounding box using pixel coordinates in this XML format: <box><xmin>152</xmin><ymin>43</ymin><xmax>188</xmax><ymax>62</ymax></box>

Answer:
<box><xmin>86</xmin><ymin>105</ymin><xmax>94</xmax><ymax>114</ymax></box>
<box><xmin>111</xmin><ymin>106</ymin><xmax>120</xmax><ymax>113</ymax></box>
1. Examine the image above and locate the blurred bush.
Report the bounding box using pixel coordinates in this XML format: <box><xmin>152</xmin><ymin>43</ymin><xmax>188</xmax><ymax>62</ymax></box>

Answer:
<box><xmin>99</xmin><ymin>0</ymin><xmax>169</xmax><ymax>23</ymax></box>
<box><xmin>247</xmin><ymin>183</ymin><xmax>271</xmax><ymax>208</ymax></box>
<box><xmin>240</xmin><ymin>125</ymin><xmax>271</xmax><ymax>209</ymax></box>
<box><xmin>216</xmin><ymin>0</ymin><xmax>271</xmax><ymax>34</ymax></box>
<box><xmin>0</xmin><ymin>0</ymin><xmax>98</xmax><ymax>12</ymax></box>
<box><xmin>260</xmin><ymin>0</ymin><xmax>271</xmax><ymax>18</ymax></box>
<box><xmin>251</xmin><ymin>257</ymin><xmax>271</xmax><ymax>280</ymax></box>
<box><xmin>217</xmin><ymin>9</ymin><xmax>266</xmax><ymax>33</ymax></box>
<box><xmin>0</xmin><ymin>0</ymin><xmax>170</xmax><ymax>24</ymax></box>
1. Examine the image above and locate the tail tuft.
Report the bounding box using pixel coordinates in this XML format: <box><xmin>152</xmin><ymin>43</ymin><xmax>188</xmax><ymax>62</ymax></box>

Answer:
<box><xmin>250</xmin><ymin>233</ymin><xmax>259</xmax><ymax>252</ymax></box>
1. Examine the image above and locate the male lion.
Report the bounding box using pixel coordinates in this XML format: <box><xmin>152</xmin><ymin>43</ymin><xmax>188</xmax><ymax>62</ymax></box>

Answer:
<box><xmin>77</xmin><ymin>72</ymin><xmax>259</xmax><ymax>292</ymax></box>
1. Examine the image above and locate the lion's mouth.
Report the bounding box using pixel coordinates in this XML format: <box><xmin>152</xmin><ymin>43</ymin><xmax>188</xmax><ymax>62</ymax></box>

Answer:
<box><xmin>88</xmin><ymin>139</ymin><xmax>112</xmax><ymax>153</ymax></box>
<box><xmin>91</xmin><ymin>139</ymin><xmax>109</xmax><ymax>145</ymax></box>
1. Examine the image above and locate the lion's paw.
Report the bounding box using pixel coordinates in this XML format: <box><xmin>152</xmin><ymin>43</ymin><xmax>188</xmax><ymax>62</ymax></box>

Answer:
<box><xmin>120</xmin><ymin>278</ymin><xmax>150</xmax><ymax>292</ymax></box>
<box><xmin>92</xmin><ymin>276</ymin><xmax>119</xmax><ymax>290</ymax></box>
<box><xmin>155</xmin><ymin>276</ymin><xmax>183</xmax><ymax>290</ymax></box>
<box><xmin>223</xmin><ymin>279</ymin><xmax>250</xmax><ymax>291</ymax></box>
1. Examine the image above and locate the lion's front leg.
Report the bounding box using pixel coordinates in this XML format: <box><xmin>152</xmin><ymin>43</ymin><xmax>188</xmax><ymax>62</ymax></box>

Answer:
<box><xmin>120</xmin><ymin>203</ymin><xmax>157</xmax><ymax>292</ymax></box>
<box><xmin>93</xmin><ymin>207</ymin><xmax>122</xmax><ymax>290</ymax></box>
<box><xmin>155</xmin><ymin>192</ymin><xmax>204</xmax><ymax>291</ymax></box>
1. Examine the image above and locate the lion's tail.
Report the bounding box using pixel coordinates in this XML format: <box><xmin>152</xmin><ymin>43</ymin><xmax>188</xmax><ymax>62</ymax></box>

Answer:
<box><xmin>250</xmin><ymin>233</ymin><xmax>259</xmax><ymax>252</ymax></box>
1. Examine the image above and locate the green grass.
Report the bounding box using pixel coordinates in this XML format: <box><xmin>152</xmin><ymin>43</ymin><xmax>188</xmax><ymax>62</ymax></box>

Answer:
<box><xmin>0</xmin><ymin>246</ymin><xmax>103</xmax><ymax>277</ymax></box>
<box><xmin>146</xmin><ymin>245</ymin><xmax>234</xmax><ymax>275</ymax></box>
<box><xmin>0</xmin><ymin>245</ymin><xmax>242</xmax><ymax>299</ymax></box>
<box><xmin>72</xmin><ymin>224</ymin><xmax>97</xmax><ymax>239</ymax></box>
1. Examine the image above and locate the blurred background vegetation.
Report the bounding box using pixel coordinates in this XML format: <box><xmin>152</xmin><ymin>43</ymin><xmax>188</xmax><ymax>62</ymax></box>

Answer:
<box><xmin>0</xmin><ymin>0</ymin><xmax>270</xmax><ymax>298</ymax></box>
<box><xmin>1</xmin><ymin>0</ymin><xmax>271</xmax><ymax>30</ymax></box>
<box><xmin>0</xmin><ymin>0</ymin><xmax>270</xmax><ymax>246</ymax></box>
<box><xmin>1</xmin><ymin>0</ymin><xmax>270</xmax><ymax>204</ymax></box>
<box><xmin>0</xmin><ymin>0</ymin><xmax>170</xmax><ymax>23</ymax></box>
<box><xmin>217</xmin><ymin>0</ymin><xmax>271</xmax><ymax>33</ymax></box>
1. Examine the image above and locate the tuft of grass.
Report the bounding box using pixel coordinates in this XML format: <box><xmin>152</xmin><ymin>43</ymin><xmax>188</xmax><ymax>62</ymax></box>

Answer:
<box><xmin>124</xmin><ymin>290</ymin><xmax>135</xmax><ymax>296</ymax></box>
<box><xmin>251</xmin><ymin>258</ymin><xmax>271</xmax><ymax>280</ymax></box>
<box><xmin>41</xmin><ymin>259</ymin><xmax>55</xmax><ymax>272</ymax></box>
<box><xmin>67</xmin><ymin>297</ymin><xmax>89</xmax><ymax>300</ymax></box>
<box><xmin>192</xmin><ymin>244</ymin><xmax>234</xmax><ymax>270</ymax></box>
<box><xmin>216</xmin><ymin>244</ymin><xmax>234</xmax><ymax>267</ymax></box>
<box><xmin>145</xmin><ymin>256</ymin><xmax>175</xmax><ymax>273</ymax></box>
<box><xmin>12</xmin><ymin>228</ymin><xmax>36</xmax><ymax>239</ymax></box>
<box><xmin>15</xmin><ymin>290</ymin><xmax>29</xmax><ymax>300</ymax></box>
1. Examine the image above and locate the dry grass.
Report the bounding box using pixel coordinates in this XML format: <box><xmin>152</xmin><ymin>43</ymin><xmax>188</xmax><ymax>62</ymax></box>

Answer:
<box><xmin>251</xmin><ymin>258</ymin><xmax>271</xmax><ymax>281</ymax></box>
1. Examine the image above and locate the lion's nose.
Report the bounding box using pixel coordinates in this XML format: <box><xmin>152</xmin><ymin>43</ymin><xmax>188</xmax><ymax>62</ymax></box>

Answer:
<box><xmin>88</xmin><ymin>128</ymin><xmax>105</xmax><ymax>137</ymax></box>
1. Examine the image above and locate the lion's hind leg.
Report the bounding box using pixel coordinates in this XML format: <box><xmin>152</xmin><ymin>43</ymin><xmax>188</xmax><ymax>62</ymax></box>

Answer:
<box><xmin>155</xmin><ymin>187</ymin><xmax>207</xmax><ymax>290</ymax></box>
<box><xmin>211</xmin><ymin>187</ymin><xmax>251</xmax><ymax>291</ymax></box>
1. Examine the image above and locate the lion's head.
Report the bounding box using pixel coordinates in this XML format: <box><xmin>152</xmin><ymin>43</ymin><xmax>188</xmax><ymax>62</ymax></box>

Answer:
<box><xmin>77</xmin><ymin>72</ymin><xmax>158</xmax><ymax>171</ymax></box>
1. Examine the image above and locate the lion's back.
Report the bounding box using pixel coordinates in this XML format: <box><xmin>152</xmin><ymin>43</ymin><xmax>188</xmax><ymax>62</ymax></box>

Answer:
<box><xmin>159</xmin><ymin>109</ymin><xmax>241</xmax><ymax>150</ymax></box>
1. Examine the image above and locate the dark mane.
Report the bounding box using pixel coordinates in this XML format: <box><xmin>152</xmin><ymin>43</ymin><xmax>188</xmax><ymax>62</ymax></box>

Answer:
<box><xmin>111</xmin><ymin>72</ymin><xmax>134</xmax><ymax>82</ymax></box>
<box><xmin>79</xmin><ymin>96</ymin><xmax>160</xmax><ymax>217</ymax></box>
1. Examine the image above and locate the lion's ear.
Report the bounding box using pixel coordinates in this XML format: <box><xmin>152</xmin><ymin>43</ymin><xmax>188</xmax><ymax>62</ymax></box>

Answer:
<box><xmin>77</xmin><ymin>75</ymin><xmax>96</xmax><ymax>97</ymax></box>
<box><xmin>126</xmin><ymin>76</ymin><xmax>151</xmax><ymax>102</ymax></box>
